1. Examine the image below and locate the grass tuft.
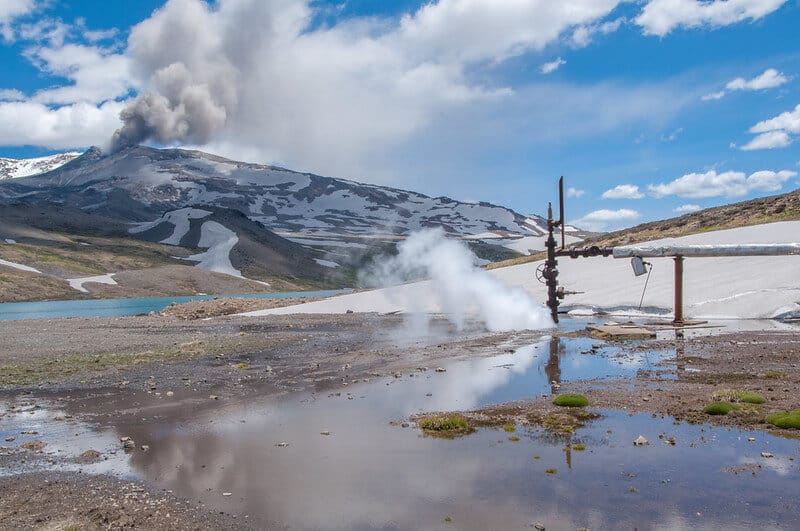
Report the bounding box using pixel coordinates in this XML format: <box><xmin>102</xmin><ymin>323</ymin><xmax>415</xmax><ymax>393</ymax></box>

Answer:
<box><xmin>703</xmin><ymin>402</ymin><xmax>740</xmax><ymax>415</ymax></box>
<box><xmin>502</xmin><ymin>423</ymin><xmax>517</xmax><ymax>432</ymax></box>
<box><xmin>418</xmin><ymin>414</ymin><xmax>473</xmax><ymax>437</ymax></box>
<box><xmin>735</xmin><ymin>391</ymin><xmax>766</xmax><ymax>404</ymax></box>
<box><xmin>572</xmin><ymin>443</ymin><xmax>586</xmax><ymax>451</ymax></box>
<box><xmin>765</xmin><ymin>410</ymin><xmax>800</xmax><ymax>429</ymax></box>
<box><xmin>553</xmin><ymin>394</ymin><xmax>589</xmax><ymax>407</ymax></box>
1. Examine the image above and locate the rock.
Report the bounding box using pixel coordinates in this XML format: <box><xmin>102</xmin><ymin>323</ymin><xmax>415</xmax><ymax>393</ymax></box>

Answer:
<box><xmin>633</xmin><ymin>435</ymin><xmax>649</xmax><ymax>446</ymax></box>
<box><xmin>20</xmin><ymin>440</ymin><xmax>46</xmax><ymax>451</ymax></box>
<box><xmin>141</xmin><ymin>445</ymin><xmax>150</xmax><ymax>452</ymax></box>
<box><xmin>222</xmin><ymin>492</ymin><xmax>232</xmax><ymax>496</ymax></box>
<box><xmin>761</xmin><ymin>452</ymin><xmax>774</xmax><ymax>458</ymax></box>
<box><xmin>209</xmin><ymin>395</ymin><xmax>220</xmax><ymax>400</ymax></box>
<box><xmin>320</xmin><ymin>431</ymin><xmax>331</xmax><ymax>436</ymax></box>
<box><xmin>275</xmin><ymin>442</ymin><xmax>289</xmax><ymax>448</ymax></box>
<box><xmin>401</xmin><ymin>423</ymin><xmax>409</xmax><ymax>428</ymax></box>
<box><xmin>435</xmin><ymin>367</ymin><xmax>446</xmax><ymax>373</ymax></box>
<box><xmin>5</xmin><ymin>436</ymin><xmax>15</xmax><ymax>442</ymax></box>
<box><xmin>534</xmin><ymin>523</ymin><xmax>546</xmax><ymax>530</ymax></box>
<box><xmin>166</xmin><ymin>391</ymin><xmax>174</xmax><ymax>397</ymax></box>
<box><xmin>79</xmin><ymin>449</ymin><xmax>101</xmax><ymax>460</ymax></box>
<box><xmin>747</xmin><ymin>437</ymin><xmax>756</xmax><ymax>442</ymax></box>
<box><xmin>120</xmin><ymin>437</ymin><xmax>136</xmax><ymax>451</ymax></box>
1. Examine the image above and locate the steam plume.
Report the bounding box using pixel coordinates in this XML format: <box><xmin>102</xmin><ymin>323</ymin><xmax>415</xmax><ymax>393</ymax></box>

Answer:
<box><xmin>361</xmin><ymin>228</ymin><xmax>553</xmax><ymax>332</ymax></box>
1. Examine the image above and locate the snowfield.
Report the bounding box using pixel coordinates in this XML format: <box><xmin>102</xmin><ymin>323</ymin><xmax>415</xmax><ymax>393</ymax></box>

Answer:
<box><xmin>184</xmin><ymin>221</ymin><xmax>242</xmax><ymax>277</ymax></box>
<box><xmin>67</xmin><ymin>273</ymin><xmax>117</xmax><ymax>293</ymax></box>
<box><xmin>248</xmin><ymin>222</ymin><xmax>800</xmax><ymax>322</ymax></box>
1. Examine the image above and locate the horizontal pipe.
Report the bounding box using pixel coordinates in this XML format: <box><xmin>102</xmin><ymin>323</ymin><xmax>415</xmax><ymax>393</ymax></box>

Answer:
<box><xmin>612</xmin><ymin>243</ymin><xmax>800</xmax><ymax>259</ymax></box>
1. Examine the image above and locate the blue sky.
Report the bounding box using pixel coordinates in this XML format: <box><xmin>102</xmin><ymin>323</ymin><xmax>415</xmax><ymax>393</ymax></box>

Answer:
<box><xmin>1</xmin><ymin>0</ymin><xmax>799</xmax><ymax>231</ymax></box>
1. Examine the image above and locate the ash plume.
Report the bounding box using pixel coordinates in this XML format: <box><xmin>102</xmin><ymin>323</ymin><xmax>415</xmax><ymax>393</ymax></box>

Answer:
<box><xmin>361</xmin><ymin>228</ymin><xmax>553</xmax><ymax>333</ymax></box>
<box><xmin>109</xmin><ymin>0</ymin><xmax>243</xmax><ymax>152</ymax></box>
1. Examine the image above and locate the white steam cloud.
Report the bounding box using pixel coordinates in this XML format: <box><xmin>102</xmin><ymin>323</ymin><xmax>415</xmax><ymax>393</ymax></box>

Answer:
<box><xmin>361</xmin><ymin>228</ymin><xmax>553</xmax><ymax>333</ymax></box>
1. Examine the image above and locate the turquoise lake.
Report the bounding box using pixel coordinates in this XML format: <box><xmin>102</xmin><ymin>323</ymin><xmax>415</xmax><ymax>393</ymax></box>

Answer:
<box><xmin>0</xmin><ymin>290</ymin><xmax>349</xmax><ymax>321</ymax></box>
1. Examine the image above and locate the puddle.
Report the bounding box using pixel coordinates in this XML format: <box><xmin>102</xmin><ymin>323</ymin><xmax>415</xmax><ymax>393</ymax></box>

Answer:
<box><xmin>3</xmin><ymin>330</ymin><xmax>799</xmax><ymax>529</ymax></box>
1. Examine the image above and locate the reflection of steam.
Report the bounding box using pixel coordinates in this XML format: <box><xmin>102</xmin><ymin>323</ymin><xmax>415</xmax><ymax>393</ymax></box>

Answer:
<box><xmin>361</xmin><ymin>228</ymin><xmax>553</xmax><ymax>333</ymax></box>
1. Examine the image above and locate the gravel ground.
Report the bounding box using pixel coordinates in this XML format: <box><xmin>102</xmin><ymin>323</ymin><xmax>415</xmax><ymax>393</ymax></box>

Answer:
<box><xmin>1</xmin><ymin>313</ymin><xmax>799</xmax><ymax>528</ymax></box>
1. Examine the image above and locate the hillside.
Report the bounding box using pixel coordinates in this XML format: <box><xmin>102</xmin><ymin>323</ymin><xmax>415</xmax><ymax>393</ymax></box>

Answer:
<box><xmin>0</xmin><ymin>152</ymin><xmax>81</xmax><ymax>179</ymax></box>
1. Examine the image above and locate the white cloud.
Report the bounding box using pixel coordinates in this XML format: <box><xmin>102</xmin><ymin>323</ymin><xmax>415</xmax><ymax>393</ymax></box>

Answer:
<box><xmin>106</xmin><ymin>0</ymin><xmax>640</xmax><ymax>176</ymax></box>
<box><xmin>602</xmin><ymin>184</ymin><xmax>644</xmax><ymax>199</ymax></box>
<box><xmin>674</xmin><ymin>204</ymin><xmax>701</xmax><ymax>213</ymax></box>
<box><xmin>739</xmin><ymin>103</ymin><xmax>800</xmax><ymax>151</ymax></box>
<box><xmin>540</xmin><ymin>57</ymin><xmax>566</xmax><ymax>74</ymax></box>
<box><xmin>726</xmin><ymin>68</ymin><xmax>788</xmax><ymax>91</ymax></box>
<box><xmin>661</xmin><ymin>127</ymin><xmax>683</xmax><ymax>141</ymax></box>
<box><xmin>740</xmin><ymin>130</ymin><xmax>792</xmax><ymax>151</ymax></box>
<box><xmin>750</xmin><ymin>103</ymin><xmax>800</xmax><ymax>135</ymax></box>
<box><xmin>0</xmin><ymin>89</ymin><xmax>26</xmax><ymax>101</ymax></box>
<box><xmin>26</xmin><ymin>43</ymin><xmax>134</xmax><ymax>105</ymax></box>
<box><xmin>636</xmin><ymin>0</ymin><xmax>788</xmax><ymax>36</ymax></box>
<box><xmin>566</xmin><ymin>187</ymin><xmax>585</xmax><ymax>198</ymax></box>
<box><xmin>701</xmin><ymin>91</ymin><xmax>726</xmax><ymax>101</ymax></box>
<box><xmin>571</xmin><ymin>17</ymin><xmax>624</xmax><ymax>47</ymax></box>
<box><xmin>0</xmin><ymin>99</ymin><xmax>127</xmax><ymax>149</ymax></box>
<box><xmin>571</xmin><ymin>208</ymin><xmax>639</xmax><ymax>232</ymax></box>
<box><xmin>648</xmin><ymin>169</ymin><xmax>797</xmax><ymax>198</ymax></box>
<box><xmin>0</xmin><ymin>0</ymin><xmax>36</xmax><ymax>41</ymax></box>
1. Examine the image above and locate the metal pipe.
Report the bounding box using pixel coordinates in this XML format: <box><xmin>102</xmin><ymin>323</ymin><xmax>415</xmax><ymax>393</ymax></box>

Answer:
<box><xmin>612</xmin><ymin>243</ymin><xmax>800</xmax><ymax>259</ymax></box>
<box><xmin>558</xmin><ymin>176</ymin><xmax>565</xmax><ymax>250</ymax></box>
<box><xmin>673</xmin><ymin>256</ymin><xmax>683</xmax><ymax>324</ymax></box>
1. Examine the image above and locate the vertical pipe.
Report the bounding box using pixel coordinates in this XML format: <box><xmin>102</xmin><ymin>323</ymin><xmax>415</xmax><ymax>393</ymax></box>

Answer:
<box><xmin>558</xmin><ymin>176</ymin><xmax>565</xmax><ymax>250</ymax></box>
<box><xmin>673</xmin><ymin>256</ymin><xmax>684</xmax><ymax>324</ymax></box>
<box><xmin>545</xmin><ymin>202</ymin><xmax>559</xmax><ymax>323</ymax></box>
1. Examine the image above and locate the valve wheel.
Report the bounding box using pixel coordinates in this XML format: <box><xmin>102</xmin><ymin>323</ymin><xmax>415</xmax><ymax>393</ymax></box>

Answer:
<box><xmin>535</xmin><ymin>264</ymin><xmax>547</xmax><ymax>284</ymax></box>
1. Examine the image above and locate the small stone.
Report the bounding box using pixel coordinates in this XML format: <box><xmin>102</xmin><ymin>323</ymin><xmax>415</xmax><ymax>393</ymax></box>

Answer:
<box><xmin>4</xmin><ymin>437</ymin><xmax>15</xmax><ymax>443</ymax></box>
<box><xmin>166</xmin><ymin>391</ymin><xmax>174</xmax><ymax>397</ymax></box>
<box><xmin>222</xmin><ymin>492</ymin><xmax>232</xmax><ymax>497</ymax></box>
<box><xmin>435</xmin><ymin>367</ymin><xmax>446</xmax><ymax>373</ymax></box>
<box><xmin>141</xmin><ymin>445</ymin><xmax>150</xmax><ymax>452</ymax></box>
<box><xmin>20</xmin><ymin>440</ymin><xmax>46</xmax><ymax>451</ymax></box>
<box><xmin>761</xmin><ymin>452</ymin><xmax>774</xmax><ymax>458</ymax></box>
<box><xmin>642</xmin><ymin>397</ymin><xmax>650</xmax><ymax>402</ymax></box>
<box><xmin>633</xmin><ymin>435</ymin><xmax>649</xmax><ymax>446</ymax></box>
<box><xmin>209</xmin><ymin>395</ymin><xmax>219</xmax><ymax>400</ymax></box>
<box><xmin>275</xmin><ymin>442</ymin><xmax>289</xmax><ymax>448</ymax></box>
<box><xmin>534</xmin><ymin>523</ymin><xmax>545</xmax><ymax>530</ymax></box>
<box><xmin>747</xmin><ymin>437</ymin><xmax>756</xmax><ymax>442</ymax></box>
<box><xmin>400</xmin><ymin>422</ymin><xmax>409</xmax><ymax>428</ymax></box>
<box><xmin>319</xmin><ymin>431</ymin><xmax>331</xmax><ymax>436</ymax></box>
<box><xmin>425</xmin><ymin>393</ymin><xmax>433</xmax><ymax>397</ymax></box>
<box><xmin>79</xmin><ymin>449</ymin><xmax>101</xmax><ymax>460</ymax></box>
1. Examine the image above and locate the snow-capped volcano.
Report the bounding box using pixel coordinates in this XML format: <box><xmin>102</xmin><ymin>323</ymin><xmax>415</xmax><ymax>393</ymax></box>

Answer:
<box><xmin>0</xmin><ymin>152</ymin><xmax>82</xmax><ymax>179</ymax></box>
<box><xmin>1</xmin><ymin>146</ymin><xmax>581</xmax><ymax>253</ymax></box>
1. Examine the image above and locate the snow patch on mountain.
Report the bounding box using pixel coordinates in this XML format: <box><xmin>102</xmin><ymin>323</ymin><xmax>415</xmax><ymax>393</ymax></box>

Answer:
<box><xmin>68</xmin><ymin>273</ymin><xmax>117</xmax><ymax>293</ymax></box>
<box><xmin>129</xmin><ymin>207</ymin><xmax>213</xmax><ymax>245</ymax></box>
<box><xmin>314</xmin><ymin>259</ymin><xmax>340</xmax><ymax>268</ymax></box>
<box><xmin>0</xmin><ymin>258</ymin><xmax>41</xmax><ymax>273</ymax></box>
<box><xmin>0</xmin><ymin>152</ymin><xmax>82</xmax><ymax>179</ymax></box>
<box><xmin>184</xmin><ymin>221</ymin><xmax>242</xmax><ymax>277</ymax></box>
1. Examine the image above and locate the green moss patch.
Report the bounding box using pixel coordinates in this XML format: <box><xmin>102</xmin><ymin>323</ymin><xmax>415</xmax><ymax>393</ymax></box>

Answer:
<box><xmin>703</xmin><ymin>402</ymin><xmax>741</xmax><ymax>415</ymax></box>
<box><xmin>766</xmin><ymin>371</ymin><xmax>787</xmax><ymax>379</ymax></box>
<box><xmin>502</xmin><ymin>423</ymin><xmax>517</xmax><ymax>432</ymax></box>
<box><xmin>553</xmin><ymin>394</ymin><xmax>589</xmax><ymax>407</ymax></box>
<box><xmin>765</xmin><ymin>410</ymin><xmax>800</xmax><ymax>429</ymax></box>
<box><xmin>418</xmin><ymin>414</ymin><xmax>474</xmax><ymax>438</ymax></box>
<box><xmin>735</xmin><ymin>391</ymin><xmax>766</xmax><ymax>404</ymax></box>
<box><xmin>572</xmin><ymin>443</ymin><xmax>586</xmax><ymax>451</ymax></box>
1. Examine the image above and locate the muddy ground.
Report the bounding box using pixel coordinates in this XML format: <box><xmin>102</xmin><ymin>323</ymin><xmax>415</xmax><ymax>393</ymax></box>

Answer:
<box><xmin>1</xmin><ymin>312</ymin><xmax>799</xmax><ymax>529</ymax></box>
